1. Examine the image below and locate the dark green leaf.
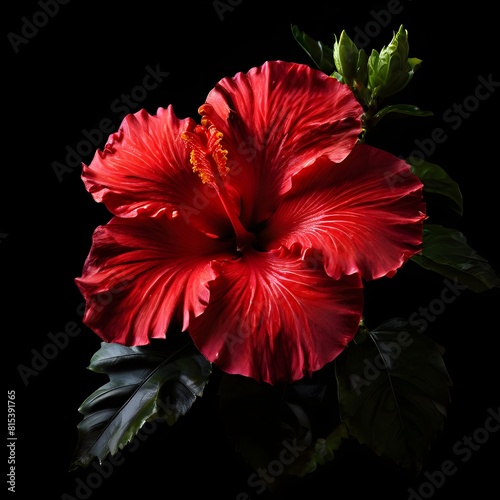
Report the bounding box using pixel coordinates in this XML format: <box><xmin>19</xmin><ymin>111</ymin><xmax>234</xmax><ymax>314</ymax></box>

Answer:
<box><xmin>407</xmin><ymin>158</ymin><xmax>463</xmax><ymax>215</ymax></box>
<box><xmin>411</xmin><ymin>224</ymin><xmax>500</xmax><ymax>292</ymax></box>
<box><xmin>218</xmin><ymin>373</ymin><xmax>314</xmax><ymax>492</ymax></box>
<box><xmin>336</xmin><ymin>318</ymin><xmax>452</xmax><ymax>473</ymax></box>
<box><xmin>218</xmin><ymin>364</ymin><xmax>350</xmax><ymax>487</ymax></box>
<box><xmin>71</xmin><ymin>339</ymin><xmax>211</xmax><ymax>469</ymax></box>
<box><xmin>291</xmin><ymin>25</ymin><xmax>335</xmax><ymax>74</ymax></box>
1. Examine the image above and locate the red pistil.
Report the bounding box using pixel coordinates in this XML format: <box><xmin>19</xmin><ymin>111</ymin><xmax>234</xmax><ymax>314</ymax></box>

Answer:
<box><xmin>182</xmin><ymin>124</ymin><xmax>256</xmax><ymax>250</ymax></box>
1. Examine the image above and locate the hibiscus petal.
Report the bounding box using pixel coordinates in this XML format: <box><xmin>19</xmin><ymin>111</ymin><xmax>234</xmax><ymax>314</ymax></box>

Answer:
<box><xmin>261</xmin><ymin>143</ymin><xmax>426</xmax><ymax>280</ymax></box>
<box><xmin>199</xmin><ymin>60</ymin><xmax>363</xmax><ymax>226</ymax></box>
<box><xmin>188</xmin><ymin>247</ymin><xmax>364</xmax><ymax>384</ymax></box>
<box><xmin>82</xmin><ymin>106</ymin><xmax>232</xmax><ymax>237</ymax></box>
<box><xmin>74</xmin><ymin>216</ymin><xmax>233</xmax><ymax>345</ymax></box>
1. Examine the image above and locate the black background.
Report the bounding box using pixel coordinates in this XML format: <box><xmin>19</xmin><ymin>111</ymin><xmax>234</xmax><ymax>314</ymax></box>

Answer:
<box><xmin>3</xmin><ymin>0</ymin><xmax>499</xmax><ymax>499</ymax></box>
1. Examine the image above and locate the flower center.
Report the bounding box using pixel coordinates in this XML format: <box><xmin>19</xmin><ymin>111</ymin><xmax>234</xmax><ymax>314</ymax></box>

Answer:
<box><xmin>182</xmin><ymin>124</ymin><xmax>256</xmax><ymax>251</ymax></box>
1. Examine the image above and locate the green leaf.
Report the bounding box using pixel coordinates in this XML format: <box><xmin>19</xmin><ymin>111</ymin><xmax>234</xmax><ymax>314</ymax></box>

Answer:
<box><xmin>291</xmin><ymin>25</ymin><xmax>335</xmax><ymax>74</ymax></box>
<box><xmin>408</xmin><ymin>57</ymin><xmax>423</xmax><ymax>72</ymax></box>
<box><xmin>288</xmin><ymin>423</ymin><xmax>349</xmax><ymax>478</ymax></box>
<box><xmin>336</xmin><ymin>318</ymin><xmax>452</xmax><ymax>473</ymax></box>
<box><xmin>407</xmin><ymin>158</ymin><xmax>463</xmax><ymax>215</ymax></box>
<box><xmin>411</xmin><ymin>224</ymin><xmax>500</xmax><ymax>292</ymax></box>
<box><xmin>371</xmin><ymin>103</ymin><xmax>433</xmax><ymax>124</ymax></box>
<box><xmin>70</xmin><ymin>339</ymin><xmax>211</xmax><ymax>469</ymax></box>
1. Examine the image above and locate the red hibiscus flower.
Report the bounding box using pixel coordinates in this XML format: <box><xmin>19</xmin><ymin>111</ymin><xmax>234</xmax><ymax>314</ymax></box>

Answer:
<box><xmin>75</xmin><ymin>60</ymin><xmax>425</xmax><ymax>385</ymax></box>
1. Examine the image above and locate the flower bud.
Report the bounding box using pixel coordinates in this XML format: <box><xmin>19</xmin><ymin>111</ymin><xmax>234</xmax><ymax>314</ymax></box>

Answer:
<box><xmin>333</xmin><ymin>30</ymin><xmax>360</xmax><ymax>82</ymax></box>
<box><xmin>367</xmin><ymin>25</ymin><xmax>420</xmax><ymax>104</ymax></box>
